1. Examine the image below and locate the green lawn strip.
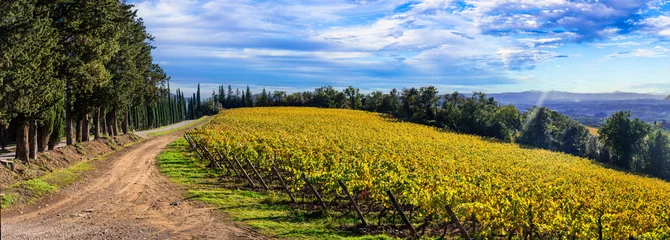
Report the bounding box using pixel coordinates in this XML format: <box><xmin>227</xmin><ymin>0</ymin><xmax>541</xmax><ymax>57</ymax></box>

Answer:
<box><xmin>157</xmin><ymin>139</ymin><xmax>394</xmax><ymax>240</ymax></box>
<box><xmin>1</xmin><ymin>161</ymin><xmax>90</xmax><ymax>209</ymax></box>
<box><xmin>147</xmin><ymin>116</ymin><xmax>211</xmax><ymax>137</ymax></box>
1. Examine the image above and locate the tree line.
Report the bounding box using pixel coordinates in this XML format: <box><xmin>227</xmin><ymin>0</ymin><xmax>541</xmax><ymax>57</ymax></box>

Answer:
<box><xmin>0</xmin><ymin>0</ymin><xmax>188</xmax><ymax>161</ymax></box>
<box><xmin>208</xmin><ymin>85</ymin><xmax>670</xmax><ymax>181</ymax></box>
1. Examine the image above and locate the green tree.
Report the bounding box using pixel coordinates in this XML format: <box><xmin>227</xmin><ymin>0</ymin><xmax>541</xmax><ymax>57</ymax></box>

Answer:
<box><xmin>644</xmin><ymin>130</ymin><xmax>670</xmax><ymax>179</ymax></box>
<box><xmin>245</xmin><ymin>85</ymin><xmax>254</xmax><ymax>107</ymax></box>
<box><xmin>55</xmin><ymin>0</ymin><xmax>123</xmax><ymax>144</ymax></box>
<box><xmin>380</xmin><ymin>88</ymin><xmax>400</xmax><ymax>114</ymax></box>
<box><xmin>256</xmin><ymin>88</ymin><xmax>268</xmax><ymax>106</ymax></box>
<box><xmin>196</xmin><ymin>83</ymin><xmax>202</xmax><ymax>116</ymax></box>
<box><xmin>558</xmin><ymin>120</ymin><xmax>590</xmax><ymax>156</ymax></box>
<box><xmin>364</xmin><ymin>91</ymin><xmax>384</xmax><ymax>112</ymax></box>
<box><xmin>518</xmin><ymin>107</ymin><xmax>554</xmax><ymax>149</ymax></box>
<box><xmin>490</xmin><ymin>105</ymin><xmax>522</xmax><ymax>142</ymax></box>
<box><xmin>272</xmin><ymin>91</ymin><xmax>287</xmax><ymax>106</ymax></box>
<box><xmin>344</xmin><ymin>86</ymin><xmax>362</xmax><ymax>109</ymax></box>
<box><xmin>47</xmin><ymin>102</ymin><xmax>65</xmax><ymax>151</ymax></box>
<box><xmin>0</xmin><ymin>0</ymin><xmax>63</xmax><ymax>160</ymax></box>
<box><xmin>218</xmin><ymin>85</ymin><xmax>226</xmax><ymax>107</ymax></box>
<box><xmin>598</xmin><ymin>111</ymin><xmax>651</xmax><ymax>170</ymax></box>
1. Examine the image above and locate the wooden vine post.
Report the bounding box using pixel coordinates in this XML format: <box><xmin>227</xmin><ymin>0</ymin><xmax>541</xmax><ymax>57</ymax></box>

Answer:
<box><xmin>185</xmin><ymin>134</ymin><xmax>207</xmax><ymax>161</ymax></box>
<box><xmin>337</xmin><ymin>180</ymin><xmax>367</xmax><ymax>226</ymax></box>
<box><xmin>302</xmin><ymin>173</ymin><xmax>327</xmax><ymax>210</ymax></box>
<box><xmin>386</xmin><ymin>190</ymin><xmax>418</xmax><ymax>238</ymax></box>
<box><xmin>245</xmin><ymin>157</ymin><xmax>269</xmax><ymax>190</ymax></box>
<box><xmin>271</xmin><ymin>165</ymin><xmax>296</xmax><ymax>203</ymax></box>
<box><xmin>233</xmin><ymin>156</ymin><xmax>256</xmax><ymax>186</ymax></box>
<box><xmin>445</xmin><ymin>205</ymin><xmax>472</xmax><ymax>240</ymax></box>
<box><xmin>203</xmin><ymin>147</ymin><xmax>223</xmax><ymax>169</ymax></box>
<box><xmin>216</xmin><ymin>150</ymin><xmax>242</xmax><ymax>179</ymax></box>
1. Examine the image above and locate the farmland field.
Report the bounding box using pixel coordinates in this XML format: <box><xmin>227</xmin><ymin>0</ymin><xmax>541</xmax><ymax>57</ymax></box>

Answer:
<box><xmin>192</xmin><ymin>107</ymin><xmax>670</xmax><ymax>239</ymax></box>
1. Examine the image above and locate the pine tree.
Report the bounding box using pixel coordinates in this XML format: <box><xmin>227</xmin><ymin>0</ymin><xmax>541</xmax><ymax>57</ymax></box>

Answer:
<box><xmin>245</xmin><ymin>86</ymin><xmax>254</xmax><ymax>107</ymax></box>
<box><xmin>256</xmin><ymin>88</ymin><xmax>268</xmax><ymax>107</ymax></box>
<box><xmin>227</xmin><ymin>85</ymin><xmax>234</xmax><ymax>108</ymax></box>
<box><xmin>219</xmin><ymin>85</ymin><xmax>228</xmax><ymax>108</ymax></box>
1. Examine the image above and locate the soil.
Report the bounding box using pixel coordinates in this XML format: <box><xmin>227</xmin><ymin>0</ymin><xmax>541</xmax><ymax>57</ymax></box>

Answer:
<box><xmin>0</xmin><ymin>134</ymin><xmax>142</xmax><ymax>188</ymax></box>
<box><xmin>0</xmin><ymin>128</ymin><xmax>264</xmax><ymax>239</ymax></box>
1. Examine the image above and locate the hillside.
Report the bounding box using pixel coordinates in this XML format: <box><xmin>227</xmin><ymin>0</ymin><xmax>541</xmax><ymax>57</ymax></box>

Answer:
<box><xmin>194</xmin><ymin>107</ymin><xmax>670</xmax><ymax>239</ymax></box>
<box><xmin>489</xmin><ymin>90</ymin><xmax>665</xmax><ymax>104</ymax></box>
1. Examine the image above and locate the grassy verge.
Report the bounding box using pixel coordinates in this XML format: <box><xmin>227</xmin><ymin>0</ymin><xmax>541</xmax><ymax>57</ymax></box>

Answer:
<box><xmin>146</xmin><ymin>116</ymin><xmax>211</xmax><ymax>137</ymax></box>
<box><xmin>157</xmin><ymin>138</ymin><xmax>393</xmax><ymax>240</ymax></box>
<box><xmin>1</xmin><ymin>161</ymin><xmax>90</xmax><ymax>209</ymax></box>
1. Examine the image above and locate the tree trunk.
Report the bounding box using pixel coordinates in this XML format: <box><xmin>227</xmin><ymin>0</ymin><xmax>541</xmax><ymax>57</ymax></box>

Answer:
<box><xmin>65</xmin><ymin>107</ymin><xmax>73</xmax><ymax>145</ymax></box>
<box><xmin>106</xmin><ymin>111</ymin><xmax>115</xmax><ymax>137</ymax></box>
<box><xmin>82</xmin><ymin>114</ymin><xmax>90</xmax><ymax>142</ymax></box>
<box><xmin>75</xmin><ymin>115</ymin><xmax>82</xmax><ymax>143</ymax></box>
<box><xmin>101</xmin><ymin>107</ymin><xmax>108</xmax><ymax>136</ymax></box>
<box><xmin>37</xmin><ymin>124</ymin><xmax>49</xmax><ymax>152</ymax></box>
<box><xmin>29</xmin><ymin>120</ymin><xmax>37</xmax><ymax>159</ymax></box>
<box><xmin>94</xmin><ymin>107</ymin><xmax>101</xmax><ymax>140</ymax></box>
<box><xmin>112</xmin><ymin>110</ymin><xmax>119</xmax><ymax>136</ymax></box>
<box><xmin>122</xmin><ymin>111</ymin><xmax>129</xmax><ymax>134</ymax></box>
<box><xmin>0</xmin><ymin>126</ymin><xmax>6</xmax><ymax>151</ymax></box>
<box><xmin>15</xmin><ymin>118</ymin><xmax>29</xmax><ymax>161</ymax></box>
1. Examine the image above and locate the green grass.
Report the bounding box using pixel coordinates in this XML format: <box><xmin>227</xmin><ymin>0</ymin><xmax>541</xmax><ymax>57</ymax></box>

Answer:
<box><xmin>147</xmin><ymin>116</ymin><xmax>211</xmax><ymax>137</ymax></box>
<box><xmin>20</xmin><ymin>179</ymin><xmax>57</xmax><ymax>197</ymax></box>
<box><xmin>1</xmin><ymin>193</ymin><xmax>18</xmax><ymax>209</ymax></box>
<box><xmin>0</xmin><ymin>161</ymin><xmax>92</xmax><ymax>209</ymax></box>
<box><xmin>157</xmin><ymin>139</ymin><xmax>394</xmax><ymax>240</ymax></box>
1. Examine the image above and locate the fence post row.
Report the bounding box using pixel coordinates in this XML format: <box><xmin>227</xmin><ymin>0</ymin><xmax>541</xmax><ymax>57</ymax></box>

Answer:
<box><xmin>215</xmin><ymin>149</ymin><xmax>241</xmax><ymax>179</ymax></box>
<box><xmin>338</xmin><ymin>180</ymin><xmax>367</xmax><ymax>226</ymax></box>
<box><xmin>302</xmin><ymin>173</ymin><xmax>328</xmax><ymax>210</ymax></box>
<box><xmin>233</xmin><ymin>156</ymin><xmax>256</xmax><ymax>186</ymax></box>
<box><xmin>187</xmin><ymin>133</ymin><xmax>559</xmax><ymax>239</ymax></box>
<box><xmin>203</xmin><ymin>146</ymin><xmax>224</xmax><ymax>170</ymax></box>
<box><xmin>445</xmin><ymin>205</ymin><xmax>472</xmax><ymax>240</ymax></box>
<box><xmin>246</xmin><ymin>157</ymin><xmax>269</xmax><ymax>190</ymax></box>
<box><xmin>386</xmin><ymin>190</ymin><xmax>418</xmax><ymax>238</ymax></box>
<box><xmin>185</xmin><ymin>133</ymin><xmax>207</xmax><ymax>161</ymax></box>
<box><xmin>271</xmin><ymin>165</ymin><xmax>296</xmax><ymax>203</ymax></box>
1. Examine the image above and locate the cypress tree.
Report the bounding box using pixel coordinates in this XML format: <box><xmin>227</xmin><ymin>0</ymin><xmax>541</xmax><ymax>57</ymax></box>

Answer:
<box><xmin>227</xmin><ymin>85</ymin><xmax>234</xmax><ymax>108</ymax></box>
<box><xmin>55</xmin><ymin>0</ymin><xmax>122</xmax><ymax>145</ymax></box>
<box><xmin>0</xmin><ymin>0</ymin><xmax>63</xmax><ymax>160</ymax></box>
<box><xmin>48</xmin><ymin>102</ymin><xmax>65</xmax><ymax>150</ymax></box>
<box><xmin>196</xmin><ymin>84</ymin><xmax>202</xmax><ymax>117</ymax></box>
<box><xmin>246</xmin><ymin>85</ymin><xmax>253</xmax><ymax>107</ymax></box>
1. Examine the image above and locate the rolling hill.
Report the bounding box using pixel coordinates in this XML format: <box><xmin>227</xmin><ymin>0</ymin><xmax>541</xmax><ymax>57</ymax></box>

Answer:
<box><xmin>193</xmin><ymin>107</ymin><xmax>670</xmax><ymax>239</ymax></box>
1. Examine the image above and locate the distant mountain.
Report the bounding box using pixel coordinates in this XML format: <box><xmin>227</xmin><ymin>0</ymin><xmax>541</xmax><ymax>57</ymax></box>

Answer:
<box><xmin>665</xmin><ymin>95</ymin><xmax>670</xmax><ymax>101</ymax></box>
<box><xmin>489</xmin><ymin>91</ymin><xmax>665</xmax><ymax>104</ymax></box>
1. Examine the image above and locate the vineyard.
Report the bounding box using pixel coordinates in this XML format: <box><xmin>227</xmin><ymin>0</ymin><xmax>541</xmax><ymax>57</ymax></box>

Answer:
<box><xmin>186</xmin><ymin>107</ymin><xmax>670</xmax><ymax>239</ymax></box>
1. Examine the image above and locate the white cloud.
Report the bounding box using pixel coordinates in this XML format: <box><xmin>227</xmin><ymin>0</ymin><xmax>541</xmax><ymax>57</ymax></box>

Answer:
<box><xmin>602</xmin><ymin>45</ymin><xmax>670</xmax><ymax>60</ymax></box>
<box><xmin>129</xmin><ymin>0</ymin><xmax>670</xmax><ymax>92</ymax></box>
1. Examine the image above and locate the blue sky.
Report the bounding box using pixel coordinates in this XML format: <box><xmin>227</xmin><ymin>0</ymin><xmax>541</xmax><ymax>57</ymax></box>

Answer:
<box><xmin>129</xmin><ymin>0</ymin><xmax>670</xmax><ymax>96</ymax></box>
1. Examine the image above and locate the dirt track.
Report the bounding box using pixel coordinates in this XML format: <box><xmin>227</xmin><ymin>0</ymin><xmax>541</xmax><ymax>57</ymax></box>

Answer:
<box><xmin>1</xmin><ymin>129</ymin><xmax>264</xmax><ymax>239</ymax></box>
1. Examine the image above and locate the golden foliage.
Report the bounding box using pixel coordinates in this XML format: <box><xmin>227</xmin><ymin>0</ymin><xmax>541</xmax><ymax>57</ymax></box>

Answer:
<box><xmin>193</xmin><ymin>107</ymin><xmax>670</xmax><ymax>239</ymax></box>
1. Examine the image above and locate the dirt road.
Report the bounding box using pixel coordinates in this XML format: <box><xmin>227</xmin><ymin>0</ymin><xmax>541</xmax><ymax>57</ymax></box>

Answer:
<box><xmin>0</xmin><ymin>120</ymin><xmax>196</xmax><ymax>160</ymax></box>
<box><xmin>1</xmin><ymin>129</ymin><xmax>263</xmax><ymax>239</ymax></box>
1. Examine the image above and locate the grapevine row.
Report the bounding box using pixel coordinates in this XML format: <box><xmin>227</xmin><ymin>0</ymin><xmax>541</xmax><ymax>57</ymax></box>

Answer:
<box><xmin>186</xmin><ymin>107</ymin><xmax>670</xmax><ymax>239</ymax></box>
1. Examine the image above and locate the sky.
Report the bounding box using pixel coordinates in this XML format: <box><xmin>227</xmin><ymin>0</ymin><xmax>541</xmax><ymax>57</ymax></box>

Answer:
<box><xmin>128</xmin><ymin>0</ymin><xmax>670</xmax><ymax>96</ymax></box>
